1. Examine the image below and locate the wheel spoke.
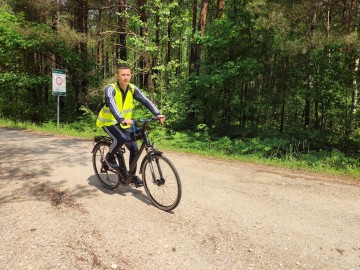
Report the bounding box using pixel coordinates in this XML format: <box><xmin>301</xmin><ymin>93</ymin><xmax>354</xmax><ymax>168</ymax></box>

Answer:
<box><xmin>142</xmin><ymin>154</ymin><xmax>181</xmax><ymax>211</ymax></box>
<box><xmin>92</xmin><ymin>142</ymin><xmax>121</xmax><ymax>190</ymax></box>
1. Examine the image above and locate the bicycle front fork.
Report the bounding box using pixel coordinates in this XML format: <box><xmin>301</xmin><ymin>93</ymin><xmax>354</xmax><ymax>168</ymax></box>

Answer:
<box><xmin>147</xmin><ymin>153</ymin><xmax>165</xmax><ymax>186</ymax></box>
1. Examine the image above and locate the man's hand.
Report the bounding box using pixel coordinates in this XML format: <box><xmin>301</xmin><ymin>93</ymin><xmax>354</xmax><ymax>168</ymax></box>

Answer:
<box><xmin>121</xmin><ymin>119</ymin><xmax>133</xmax><ymax>126</ymax></box>
<box><xmin>156</xmin><ymin>115</ymin><xmax>166</xmax><ymax>124</ymax></box>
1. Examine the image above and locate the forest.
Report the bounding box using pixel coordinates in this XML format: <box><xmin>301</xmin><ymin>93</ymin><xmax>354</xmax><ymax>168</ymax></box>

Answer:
<box><xmin>0</xmin><ymin>0</ymin><xmax>359</xmax><ymax>172</ymax></box>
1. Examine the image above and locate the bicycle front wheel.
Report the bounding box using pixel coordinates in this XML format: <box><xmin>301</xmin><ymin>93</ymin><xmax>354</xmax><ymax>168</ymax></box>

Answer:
<box><xmin>142</xmin><ymin>153</ymin><xmax>182</xmax><ymax>211</ymax></box>
<box><xmin>92</xmin><ymin>141</ymin><xmax>121</xmax><ymax>190</ymax></box>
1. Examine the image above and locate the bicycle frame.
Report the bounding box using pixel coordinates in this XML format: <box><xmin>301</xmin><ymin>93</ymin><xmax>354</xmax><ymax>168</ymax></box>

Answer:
<box><xmin>115</xmin><ymin>118</ymin><xmax>161</xmax><ymax>180</ymax></box>
<box><xmin>116</xmin><ymin>135</ymin><xmax>147</xmax><ymax>177</ymax></box>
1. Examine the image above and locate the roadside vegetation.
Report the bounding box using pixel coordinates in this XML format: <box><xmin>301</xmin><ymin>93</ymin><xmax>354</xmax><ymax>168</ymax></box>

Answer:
<box><xmin>1</xmin><ymin>1</ymin><xmax>359</xmax><ymax>179</ymax></box>
<box><xmin>1</xmin><ymin>116</ymin><xmax>359</xmax><ymax>179</ymax></box>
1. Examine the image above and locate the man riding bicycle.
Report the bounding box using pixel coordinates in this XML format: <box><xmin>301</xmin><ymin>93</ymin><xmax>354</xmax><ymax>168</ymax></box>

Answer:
<box><xmin>96</xmin><ymin>64</ymin><xmax>165</xmax><ymax>187</ymax></box>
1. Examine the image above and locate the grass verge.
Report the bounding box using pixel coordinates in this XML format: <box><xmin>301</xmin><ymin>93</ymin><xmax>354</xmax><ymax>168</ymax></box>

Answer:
<box><xmin>1</xmin><ymin>118</ymin><xmax>359</xmax><ymax>180</ymax></box>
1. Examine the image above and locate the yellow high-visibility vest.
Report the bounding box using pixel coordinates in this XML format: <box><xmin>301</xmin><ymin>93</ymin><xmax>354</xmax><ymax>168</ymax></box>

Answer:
<box><xmin>96</xmin><ymin>82</ymin><xmax>135</xmax><ymax>129</ymax></box>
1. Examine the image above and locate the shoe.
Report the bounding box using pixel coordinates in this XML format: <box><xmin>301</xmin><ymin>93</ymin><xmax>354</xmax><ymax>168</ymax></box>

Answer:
<box><xmin>105</xmin><ymin>153</ymin><xmax>119</xmax><ymax>168</ymax></box>
<box><xmin>131</xmin><ymin>176</ymin><xmax>144</xmax><ymax>188</ymax></box>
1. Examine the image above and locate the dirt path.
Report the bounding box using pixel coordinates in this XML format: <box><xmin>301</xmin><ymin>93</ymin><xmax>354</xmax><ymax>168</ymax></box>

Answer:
<box><xmin>0</xmin><ymin>127</ymin><xmax>359</xmax><ymax>270</ymax></box>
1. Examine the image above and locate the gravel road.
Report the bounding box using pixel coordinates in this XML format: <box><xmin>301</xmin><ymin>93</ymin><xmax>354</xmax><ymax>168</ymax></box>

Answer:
<box><xmin>0</xmin><ymin>127</ymin><xmax>359</xmax><ymax>270</ymax></box>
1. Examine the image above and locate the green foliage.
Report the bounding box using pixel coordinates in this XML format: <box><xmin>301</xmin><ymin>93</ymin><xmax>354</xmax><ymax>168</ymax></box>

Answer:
<box><xmin>348</xmin><ymin>128</ymin><xmax>360</xmax><ymax>155</ymax></box>
<box><xmin>157</xmin><ymin>127</ymin><xmax>359</xmax><ymax>175</ymax></box>
<box><xmin>67</xmin><ymin>106</ymin><xmax>98</xmax><ymax>132</ymax></box>
<box><xmin>0</xmin><ymin>0</ymin><xmax>360</xmax><ymax>178</ymax></box>
<box><xmin>151</xmin><ymin>61</ymin><xmax>191</xmax><ymax>130</ymax></box>
<box><xmin>0</xmin><ymin>4</ymin><xmax>95</xmax><ymax>123</ymax></box>
<box><xmin>194</xmin><ymin>124</ymin><xmax>211</xmax><ymax>141</ymax></box>
<box><xmin>0</xmin><ymin>116</ymin><xmax>358</xmax><ymax>177</ymax></box>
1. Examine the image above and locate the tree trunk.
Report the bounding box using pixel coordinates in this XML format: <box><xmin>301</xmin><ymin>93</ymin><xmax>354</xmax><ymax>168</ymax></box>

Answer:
<box><xmin>146</xmin><ymin>56</ymin><xmax>156</xmax><ymax>102</ymax></box>
<box><xmin>96</xmin><ymin>9</ymin><xmax>104</xmax><ymax>76</ymax></box>
<box><xmin>342</xmin><ymin>0</ymin><xmax>349</xmax><ymax>31</ymax></box>
<box><xmin>167</xmin><ymin>12</ymin><xmax>172</xmax><ymax>63</ymax></box>
<box><xmin>280</xmin><ymin>58</ymin><xmax>288</xmax><ymax>133</ymax></box>
<box><xmin>72</xmin><ymin>0</ymin><xmax>89</xmax><ymax>112</ymax></box>
<box><xmin>350</xmin><ymin>0</ymin><xmax>358</xmax><ymax>132</ymax></box>
<box><xmin>223</xmin><ymin>84</ymin><xmax>231</xmax><ymax>124</ymax></box>
<box><xmin>326</xmin><ymin>0</ymin><xmax>331</xmax><ymax>37</ymax></box>
<box><xmin>240</xmin><ymin>83</ymin><xmax>247</xmax><ymax>127</ymax></box>
<box><xmin>189</xmin><ymin>0</ymin><xmax>198</xmax><ymax>75</ymax></box>
<box><xmin>198</xmin><ymin>0</ymin><xmax>209</xmax><ymax>35</ymax></box>
<box><xmin>137</xmin><ymin>0</ymin><xmax>148</xmax><ymax>88</ymax></box>
<box><xmin>152</xmin><ymin>11</ymin><xmax>160</xmax><ymax>88</ymax></box>
<box><xmin>344</xmin><ymin>0</ymin><xmax>359</xmax><ymax>138</ymax></box>
<box><xmin>216</xmin><ymin>0</ymin><xmax>224</xmax><ymax>19</ymax></box>
<box><xmin>194</xmin><ymin>0</ymin><xmax>209</xmax><ymax>69</ymax></box>
<box><xmin>188</xmin><ymin>0</ymin><xmax>209</xmax><ymax>123</ymax></box>
<box><xmin>304</xmin><ymin>73</ymin><xmax>312</xmax><ymax>128</ymax></box>
<box><xmin>118</xmin><ymin>0</ymin><xmax>127</xmax><ymax>61</ymax></box>
<box><xmin>187</xmin><ymin>0</ymin><xmax>198</xmax><ymax>122</ymax></box>
<box><xmin>303</xmin><ymin>10</ymin><xmax>317</xmax><ymax>128</ymax></box>
<box><xmin>193</xmin><ymin>0</ymin><xmax>209</xmax><ymax>73</ymax></box>
<box><xmin>350</xmin><ymin>58</ymin><xmax>359</xmax><ymax>133</ymax></box>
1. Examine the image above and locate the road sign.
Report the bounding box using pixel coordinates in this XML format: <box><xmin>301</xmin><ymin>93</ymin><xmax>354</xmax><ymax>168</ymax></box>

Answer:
<box><xmin>52</xmin><ymin>68</ymin><xmax>66</xmax><ymax>128</ymax></box>
<box><xmin>52</xmin><ymin>69</ymin><xmax>66</xmax><ymax>96</ymax></box>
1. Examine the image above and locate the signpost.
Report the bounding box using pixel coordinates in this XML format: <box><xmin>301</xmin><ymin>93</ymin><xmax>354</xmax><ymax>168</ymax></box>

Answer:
<box><xmin>52</xmin><ymin>69</ymin><xmax>66</xmax><ymax>128</ymax></box>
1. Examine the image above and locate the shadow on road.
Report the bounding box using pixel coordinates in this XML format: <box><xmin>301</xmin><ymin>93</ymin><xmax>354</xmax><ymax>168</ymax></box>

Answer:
<box><xmin>0</xmin><ymin>176</ymin><xmax>98</xmax><ymax>208</ymax></box>
<box><xmin>0</xmin><ymin>128</ymin><xmax>162</xmax><ymax>211</ymax></box>
<box><xmin>87</xmin><ymin>175</ymin><xmax>152</xmax><ymax>207</ymax></box>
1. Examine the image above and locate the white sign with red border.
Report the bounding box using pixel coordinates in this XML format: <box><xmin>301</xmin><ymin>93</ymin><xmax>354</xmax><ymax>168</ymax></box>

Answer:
<box><xmin>52</xmin><ymin>69</ymin><xmax>66</xmax><ymax>96</ymax></box>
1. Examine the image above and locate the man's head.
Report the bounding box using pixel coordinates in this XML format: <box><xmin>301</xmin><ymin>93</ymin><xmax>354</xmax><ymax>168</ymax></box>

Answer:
<box><xmin>116</xmin><ymin>64</ymin><xmax>132</xmax><ymax>90</ymax></box>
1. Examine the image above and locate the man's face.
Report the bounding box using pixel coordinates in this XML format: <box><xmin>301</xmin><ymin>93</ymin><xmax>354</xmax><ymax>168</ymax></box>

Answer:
<box><xmin>116</xmin><ymin>68</ymin><xmax>131</xmax><ymax>88</ymax></box>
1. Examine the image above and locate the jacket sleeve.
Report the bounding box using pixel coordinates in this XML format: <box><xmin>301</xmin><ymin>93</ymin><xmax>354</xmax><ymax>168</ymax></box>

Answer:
<box><xmin>133</xmin><ymin>86</ymin><xmax>160</xmax><ymax>116</ymax></box>
<box><xmin>104</xmin><ymin>85</ymin><xmax>124</xmax><ymax>123</ymax></box>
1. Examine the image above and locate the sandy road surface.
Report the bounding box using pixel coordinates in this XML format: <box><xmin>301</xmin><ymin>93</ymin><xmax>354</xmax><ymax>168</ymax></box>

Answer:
<box><xmin>0</xmin><ymin>127</ymin><xmax>360</xmax><ymax>270</ymax></box>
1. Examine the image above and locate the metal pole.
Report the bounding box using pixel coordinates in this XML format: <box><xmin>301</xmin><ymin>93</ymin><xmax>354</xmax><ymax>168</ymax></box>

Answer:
<box><xmin>57</xmin><ymin>95</ymin><xmax>60</xmax><ymax>128</ymax></box>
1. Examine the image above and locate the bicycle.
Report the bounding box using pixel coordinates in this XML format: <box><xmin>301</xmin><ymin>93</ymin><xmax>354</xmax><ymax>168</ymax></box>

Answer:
<box><xmin>91</xmin><ymin>117</ymin><xmax>182</xmax><ymax>211</ymax></box>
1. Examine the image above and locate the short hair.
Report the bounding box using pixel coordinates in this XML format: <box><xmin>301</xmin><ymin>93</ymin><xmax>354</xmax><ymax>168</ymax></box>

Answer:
<box><xmin>116</xmin><ymin>64</ymin><xmax>131</xmax><ymax>72</ymax></box>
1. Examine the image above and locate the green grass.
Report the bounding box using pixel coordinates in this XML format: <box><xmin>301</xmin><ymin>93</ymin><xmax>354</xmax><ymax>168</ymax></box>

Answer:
<box><xmin>151</xmin><ymin>127</ymin><xmax>360</xmax><ymax>180</ymax></box>
<box><xmin>1</xmin><ymin>117</ymin><xmax>359</xmax><ymax>180</ymax></box>
<box><xmin>0</xmin><ymin>118</ymin><xmax>103</xmax><ymax>139</ymax></box>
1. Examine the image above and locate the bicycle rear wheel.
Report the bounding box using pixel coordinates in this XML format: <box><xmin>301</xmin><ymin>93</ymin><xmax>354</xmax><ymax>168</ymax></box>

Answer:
<box><xmin>92</xmin><ymin>141</ymin><xmax>121</xmax><ymax>190</ymax></box>
<box><xmin>142</xmin><ymin>153</ymin><xmax>182</xmax><ymax>211</ymax></box>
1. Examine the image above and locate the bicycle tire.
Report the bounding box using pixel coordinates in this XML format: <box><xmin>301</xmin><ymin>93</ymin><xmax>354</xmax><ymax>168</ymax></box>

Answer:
<box><xmin>141</xmin><ymin>153</ymin><xmax>182</xmax><ymax>211</ymax></box>
<box><xmin>92</xmin><ymin>141</ymin><xmax>121</xmax><ymax>190</ymax></box>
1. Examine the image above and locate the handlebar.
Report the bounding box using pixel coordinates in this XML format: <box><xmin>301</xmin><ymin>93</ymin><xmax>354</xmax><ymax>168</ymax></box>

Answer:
<box><xmin>136</xmin><ymin>116</ymin><xmax>165</xmax><ymax>125</ymax></box>
<box><xmin>132</xmin><ymin>116</ymin><xmax>165</xmax><ymax>132</ymax></box>
<box><xmin>137</xmin><ymin>117</ymin><xmax>157</xmax><ymax>124</ymax></box>
<box><xmin>121</xmin><ymin>116</ymin><xmax>165</xmax><ymax>128</ymax></box>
